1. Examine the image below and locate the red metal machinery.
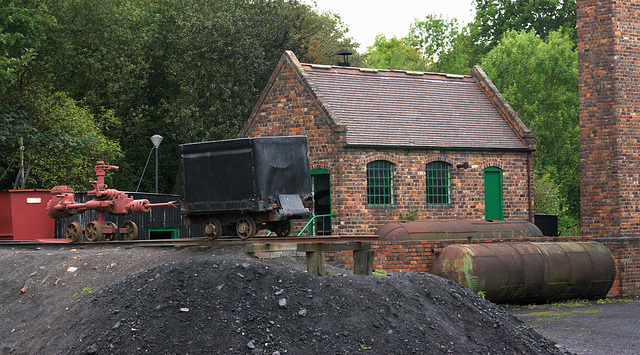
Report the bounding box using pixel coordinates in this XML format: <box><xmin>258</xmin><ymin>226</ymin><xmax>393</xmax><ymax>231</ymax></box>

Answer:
<box><xmin>46</xmin><ymin>161</ymin><xmax>177</xmax><ymax>242</ymax></box>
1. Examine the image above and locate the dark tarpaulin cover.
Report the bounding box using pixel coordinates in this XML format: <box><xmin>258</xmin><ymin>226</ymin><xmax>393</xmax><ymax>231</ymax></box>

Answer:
<box><xmin>179</xmin><ymin>136</ymin><xmax>311</xmax><ymax>214</ymax></box>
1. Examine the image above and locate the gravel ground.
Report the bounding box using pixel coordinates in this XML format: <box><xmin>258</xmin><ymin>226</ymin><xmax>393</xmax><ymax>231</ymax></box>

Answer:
<box><xmin>510</xmin><ymin>299</ymin><xmax>640</xmax><ymax>355</ymax></box>
<box><xmin>0</xmin><ymin>243</ymin><xmax>564</xmax><ymax>354</ymax></box>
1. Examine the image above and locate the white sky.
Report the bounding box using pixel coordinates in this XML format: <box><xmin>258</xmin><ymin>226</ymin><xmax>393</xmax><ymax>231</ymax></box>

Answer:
<box><xmin>302</xmin><ymin>0</ymin><xmax>476</xmax><ymax>51</ymax></box>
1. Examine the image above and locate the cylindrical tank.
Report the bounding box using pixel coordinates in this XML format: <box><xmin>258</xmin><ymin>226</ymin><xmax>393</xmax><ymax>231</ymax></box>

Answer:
<box><xmin>376</xmin><ymin>219</ymin><xmax>543</xmax><ymax>241</ymax></box>
<box><xmin>431</xmin><ymin>241</ymin><xmax>616</xmax><ymax>304</ymax></box>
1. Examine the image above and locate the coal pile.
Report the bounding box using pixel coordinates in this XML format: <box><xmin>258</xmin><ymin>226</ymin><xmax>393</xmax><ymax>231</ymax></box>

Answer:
<box><xmin>52</xmin><ymin>256</ymin><xmax>562</xmax><ymax>355</ymax></box>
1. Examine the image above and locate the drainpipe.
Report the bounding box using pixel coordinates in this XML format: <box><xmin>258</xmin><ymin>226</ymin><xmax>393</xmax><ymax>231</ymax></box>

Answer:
<box><xmin>527</xmin><ymin>152</ymin><xmax>534</xmax><ymax>222</ymax></box>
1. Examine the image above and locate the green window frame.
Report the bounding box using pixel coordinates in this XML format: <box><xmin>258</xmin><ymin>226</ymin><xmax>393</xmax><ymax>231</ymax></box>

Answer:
<box><xmin>426</xmin><ymin>161</ymin><xmax>451</xmax><ymax>204</ymax></box>
<box><xmin>367</xmin><ymin>160</ymin><xmax>394</xmax><ymax>205</ymax></box>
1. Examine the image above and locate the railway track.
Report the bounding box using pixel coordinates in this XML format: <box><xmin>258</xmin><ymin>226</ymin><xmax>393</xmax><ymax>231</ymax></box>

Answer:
<box><xmin>0</xmin><ymin>235</ymin><xmax>379</xmax><ymax>248</ymax></box>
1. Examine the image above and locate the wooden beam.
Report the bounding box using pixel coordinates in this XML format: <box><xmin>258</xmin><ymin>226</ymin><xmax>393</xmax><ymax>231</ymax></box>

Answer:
<box><xmin>246</xmin><ymin>243</ymin><xmax>297</xmax><ymax>253</ymax></box>
<box><xmin>296</xmin><ymin>242</ymin><xmax>371</xmax><ymax>252</ymax></box>
<box><xmin>305</xmin><ymin>250</ymin><xmax>326</xmax><ymax>276</ymax></box>
<box><xmin>353</xmin><ymin>249</ymin><xmax>374</xmax><ymax>275</ymax></box>
<box><xmin>296</xmin><ymin>242</ymin><xmax>374</xmax><ymax>277</ymax></box>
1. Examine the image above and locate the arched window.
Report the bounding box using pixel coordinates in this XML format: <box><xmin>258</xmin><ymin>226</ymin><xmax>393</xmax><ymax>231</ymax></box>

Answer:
<box><xmin>367</xmin><ymin>160</ymin><xmax>394</xmax><ymax>205</ymax></box>
<box><xmin>426</xmin><ymin>161</ymin><xmax>451</xmax><ymax>204</ymax></box>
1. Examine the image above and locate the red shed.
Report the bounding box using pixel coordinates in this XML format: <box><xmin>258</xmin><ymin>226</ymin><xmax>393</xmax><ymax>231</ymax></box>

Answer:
<box><xmin>0</xmin><ymin>189</ymin><xmax>55</xmax><ymax>240</ymax></box>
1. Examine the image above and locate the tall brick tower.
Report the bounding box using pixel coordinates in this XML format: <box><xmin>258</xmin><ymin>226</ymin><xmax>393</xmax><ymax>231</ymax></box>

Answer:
<box><xmin>578</xmin><ymin>1</ymin><xmax>640</xmax><ymax>237</ymax></box>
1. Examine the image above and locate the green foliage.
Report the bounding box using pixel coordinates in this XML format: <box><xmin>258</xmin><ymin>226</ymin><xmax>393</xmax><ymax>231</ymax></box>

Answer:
<box><xmin>477</xmin><ymin>290</ymin><xmax>486</xmax><ymax>299</ymax></box>
<box><xmin>549</xmin><ymin>298</ymin><xmax>589</xmax><ymax>309</ymax></box>
<box><xmin>1</xmin><ymin>0</ymin><xmax>359</xmax><ymax>192</ymax></box>
<box><xmin>534</xmin><ymin>172</ymin><xmax>560</xmax><ymax>215</ymax></box>
<box><xmin>0</xmin><ymin>107</ymin><xmax>36</xmax><ymax>181</ymax></box>
<box><xmin>0</xmin><ymin>0</ymin><xmax>54</xmax><ymax>94</ymax></box>
<box><xmin>401</xmin><ymin>209</ymin><xmax>419</xmax><ymax>221</ymax></box>
<box><xmin>481</xmin><ymin>29</ymin><xmax>580</xmax><ymax>227</ymax></box>
<box><xmin>596</xmin><ymin>298</ymin><xmax>614</xmax><ymax>305</ymax></box>
<box><xmin>365</xmin><ymin>35</ymin><xmax>428</xmax><ymax>71</ymax></box>
<box><xmin>430</xmin><ymin>22</ymin><xmax>482</xmax><ymax>75</ymax></box>
<box><xmin>372</xmin><ymin>269</ymin><xmax>388</xmax><ymax>277</ymax></box>
<box><xmin>74</xmin><ymin>284</ymin><xmax>99</xmax><ymax>296</ymax></box>
<box><xmin>18</xmin><ymin>87</ymin><xmax>121</xmax><ymax>190</ymax></box>
<box><xmin>301</xmin><ymin>11</ymin><xmax>363</xmax><ymax>67</ymax></box>
<box><xmin>406</xmin><ymin>14</ymin><xmax>460</xmax><ymax>64</ymax></box>
<box><xmin>474</xmin><ymin>0</ymin><xmax>576</xmax><ymax>50</ymax></box>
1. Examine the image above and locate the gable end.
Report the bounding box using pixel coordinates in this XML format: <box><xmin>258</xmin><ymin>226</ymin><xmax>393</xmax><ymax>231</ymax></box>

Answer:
<box><xmin>241</xmin><ymin>51</ymin><xmax>346</xmax><ymax>137</ymax></box>
<box><xmin>470</xmin><ymin>66</ymin><xmax>535</xmax><ymax>150</ymax></box>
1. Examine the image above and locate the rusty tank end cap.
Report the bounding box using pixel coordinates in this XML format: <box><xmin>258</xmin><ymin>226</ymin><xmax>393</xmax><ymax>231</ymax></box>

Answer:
<box><xmin>376</xmin><ymin>223</ymin><xmax>409</xmax><ymax>241</ymax></box>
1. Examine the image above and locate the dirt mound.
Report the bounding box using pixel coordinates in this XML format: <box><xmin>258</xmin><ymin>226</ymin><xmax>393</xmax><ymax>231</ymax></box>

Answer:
<box><xmin>52</xmin><ymin>257</ymin><xmax>560</xmax><ymax>354</ymax></box>
<box><xmin>0</xmin><ymin>246</ymin><xmax>563</xmax><ymax>354</ymax></box>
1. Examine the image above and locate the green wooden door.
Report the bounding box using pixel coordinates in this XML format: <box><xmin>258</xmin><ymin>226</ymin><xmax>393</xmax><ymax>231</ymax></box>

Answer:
<box><xmin>484</xmin><ymin>167</ymin><xmax>503</xmax><ymax>221</ymax></box>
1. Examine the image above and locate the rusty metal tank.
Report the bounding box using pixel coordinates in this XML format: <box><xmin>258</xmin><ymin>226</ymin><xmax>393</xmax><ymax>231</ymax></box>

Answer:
<box><xmin>376</xmin><ymin>220</ymin><xmax>542</xmax><ymax>241</ymax></box>
<box><xmin>431</xmin><ymin>242</ymin><xmax>616</xmax><ymax>304</ymax></box>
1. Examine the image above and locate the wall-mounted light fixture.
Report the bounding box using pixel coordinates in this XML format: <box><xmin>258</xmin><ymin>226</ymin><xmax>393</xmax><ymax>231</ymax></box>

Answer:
<box><xmin>456</xmin><ymin>162</ymin><xmax>470</xmax><ymax>169</ymax></box>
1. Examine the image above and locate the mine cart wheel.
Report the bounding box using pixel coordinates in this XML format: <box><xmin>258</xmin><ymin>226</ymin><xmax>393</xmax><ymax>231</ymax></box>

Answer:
<box><xmin>204</xmin><ymin>218</ymin><xmax>222</xmax><ymax>240</ymax></box>
<box><xmin>104</xmin><ymin>221</ymin><xmax>118</xmax><ymax>241</ymax></box>
<box><xmin>65</xmin><ymin>222</ymin><xmax>83</xmax><ymax>243</ymax></box>
<box><xmin>236</xmin><ymin>216</ymin><xmax>257</xmax><ymax>240</ymax></box>
<box><xmin>85</xmin><ymin>221</ymin><xmax>103</xmax><ymax>242</ymax></box>
<box><xmin>121</xmin><ymin>220</ymin><xmax>138</xmax><ymax>240</ymax></box>
<box><xmin>275</xmin><ymin>220</ymin><xmax>292</xmax><ymax>237</ymax></box>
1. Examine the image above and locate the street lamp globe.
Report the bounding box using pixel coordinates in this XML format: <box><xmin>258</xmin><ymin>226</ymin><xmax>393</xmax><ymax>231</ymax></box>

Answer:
<box><xmin>150</xmin><ymin>134</ymin><xmax>163</xmax><ymax>148</ymax></box>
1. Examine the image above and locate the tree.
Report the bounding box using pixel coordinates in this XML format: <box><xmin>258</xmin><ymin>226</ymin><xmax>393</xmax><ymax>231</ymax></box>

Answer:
<box><xmin>430</xmin><ymin>21</ymin><xmax>488</xmax><ymax>75</ymax></box>
<box><xmin>365</xmin><ymin>35</ymin><xmax>428</xmax><ymax>71</ymax></box>
<box><xmin>0</xmin><ymin>0</ymin><xmax>54</xmax><ymax>94</ymax></box>
<box><xmin>23</xmin><ymin>0</ymin><xmax>360</xmax><ymax>193</ymax></box>
<box><xmin>406</xmin><ymin>14</ymin><xmax>460</xmax><ymax>65</ymax></box>
<box><xmin>473</xmin><ymin>0</ymin><xmax>576</xmax><ymax>49</ymax></box>
<box><xmin>0</xmin><ymin>87</ymin><xmax>121</xmax><ymax>190</ymax></box>
<box><xmin>297</xmin><ymin>11</ymin><xmax>363</xmax><ymax>66</ymax></box>
<box><xmin>481</xmin><ymin>29</ymin><xmax>580</xmax><ymax>226</ymax></box>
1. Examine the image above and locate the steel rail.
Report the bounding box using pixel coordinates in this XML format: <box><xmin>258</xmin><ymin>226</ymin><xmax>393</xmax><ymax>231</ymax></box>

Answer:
<box><xmin>0</xmin><ymin>235</ymin><xmax>379</xmax><ymax>248</ymax></box>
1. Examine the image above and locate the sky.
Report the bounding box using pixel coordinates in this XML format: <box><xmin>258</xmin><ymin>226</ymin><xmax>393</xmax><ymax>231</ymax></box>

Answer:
<box><xmin>302</xmin><ymin>0</ymin><xmax>476</xmax><ymax>51</ymax></box>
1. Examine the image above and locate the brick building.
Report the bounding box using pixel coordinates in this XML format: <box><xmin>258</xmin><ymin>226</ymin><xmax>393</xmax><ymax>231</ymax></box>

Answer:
<box><xmin>578</xmin><ymin>1</ymin><xmax>640</xmax><ymax>237</ymax></box>
<box><xmin>241</xmin><ymin>51</ymin><xmax>535</xmax><ymax>235</ymax></box>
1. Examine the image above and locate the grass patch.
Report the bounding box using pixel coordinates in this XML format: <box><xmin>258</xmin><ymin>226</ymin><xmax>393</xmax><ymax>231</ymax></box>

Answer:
<box><xmin>74</xmin><ymin>284</ymin><xmax>99</xmax><ymax>296</ymax></box>
<box><xmin>372</xmin><ymin>269</ymin><xmax>387</xmax><ymax>277</ymax></box>
<box><xmin>517</xmin><ymin>309</ymin><xmax>602</xmax><ymax>318</ymax></box>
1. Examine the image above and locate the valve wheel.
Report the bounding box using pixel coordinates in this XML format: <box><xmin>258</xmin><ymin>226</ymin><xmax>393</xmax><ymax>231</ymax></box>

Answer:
<box><xmin>204</xmin><ymin>218</ymin><xmax>222</xmax><ymax>240</ymax></box>
<box><xmin>275</xmin><ymin>220</ymin><xmax>292</xmax><ymax>237</ymax></box>
<box><xmin>65</xmin><ymin>222</ymin><xmax>83</xmax><ymax>243</ymax></box>
<box><xmin>120</xmin><ymin>220</ymin><xmax>138</xmax><ymax>240</ymax></box>
<box><xmin>104</xmin><ymin>221</ymin><xmax>117</xmax><ymax>241</ymax></box>
<box><xmin>236</xmin><ymin>216</ymin><xmax>257</xmax><ymax>240</ymax></box>
<box><xmin>85</xmin><ymin>221</ymin><xmax>103</xmax><ymax>242</ymax></box>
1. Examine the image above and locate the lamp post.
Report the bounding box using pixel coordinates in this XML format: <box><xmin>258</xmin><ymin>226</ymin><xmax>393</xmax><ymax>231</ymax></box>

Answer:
<box><xmin>150</xmin><ymin>134</ymin><xmax>163</xmax><ymax>193</ymax></box>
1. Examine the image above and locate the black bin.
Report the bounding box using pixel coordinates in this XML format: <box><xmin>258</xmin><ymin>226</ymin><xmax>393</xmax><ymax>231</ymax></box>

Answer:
<box><xmin>534</xmin><ymin>214</ymin><xmax>558</xmax><ymax>236</ymax></box>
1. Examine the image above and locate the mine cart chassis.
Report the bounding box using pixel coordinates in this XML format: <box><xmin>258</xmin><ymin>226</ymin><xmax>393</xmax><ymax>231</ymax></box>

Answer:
<box><xmin>190</xmin><ymin>212</ymin><xmax>294</xmax><ymax>240</ymax></box>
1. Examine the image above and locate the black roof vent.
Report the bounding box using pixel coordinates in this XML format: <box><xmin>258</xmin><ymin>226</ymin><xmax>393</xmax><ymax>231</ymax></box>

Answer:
<box><xmin>334</xmin><ymin>48</ymin><xmax>352</xmax><ymax>67</ymax></box>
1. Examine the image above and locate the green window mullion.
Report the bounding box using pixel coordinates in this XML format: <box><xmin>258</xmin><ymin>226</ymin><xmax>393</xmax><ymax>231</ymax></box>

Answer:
<box><xmin>367</xmin><ymin>160</ymin><xmax>394</xmax><ymax>205</ymax></box>
<box><xmin>426</xmin><ymin>161</ymin><xmax>451</xmax><ymax>205</ymax></box>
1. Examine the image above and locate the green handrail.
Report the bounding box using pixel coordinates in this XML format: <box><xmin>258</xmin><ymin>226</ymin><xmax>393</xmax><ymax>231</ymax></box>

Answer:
<box><xmin>265</xmin><ymin>213</ymin><xmax>336</xmax><ymax>237</ymax></box>
<box><xmin>298</xmin><ymin>213</ymin><xmax>337</xmax><ymax>236</ymax></box>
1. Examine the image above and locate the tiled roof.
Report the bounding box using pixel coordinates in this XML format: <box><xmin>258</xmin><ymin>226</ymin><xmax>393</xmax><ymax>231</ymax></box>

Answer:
<box><xmin>302</xmin><ymin>64</ymin><xmax>530</xmax><ymax>150</ymax></box>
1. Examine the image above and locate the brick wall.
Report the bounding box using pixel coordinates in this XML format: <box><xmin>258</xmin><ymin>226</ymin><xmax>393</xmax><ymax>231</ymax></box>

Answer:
<box><xmin>326</xmin><ymin>236</ymin><xmax>640</xmax><ymax>297</ymax></box>
<box><xmin>332</xmin><ymin>149</ymin><xmax>532</xmax><ymax>235</ymax></box>
<box><xmin>597</xmin><ymin>237</ymin><xmax>640</xmax><ymax>297</ymax></box>
<box><xmin>242</xmin><ymin>54</ymin><xmax>534</xmax><ymax>236</ymax></box>
<box><xmin>578</xmin><ymin>0</ymin><xmax>640</xmax><ymax>237</ymax></box>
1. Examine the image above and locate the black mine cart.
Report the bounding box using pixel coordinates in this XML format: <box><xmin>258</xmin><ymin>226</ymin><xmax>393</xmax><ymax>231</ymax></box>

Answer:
<box><xmin>179</xmin><ymin>136</ymin><xmax>312</xmax><ymax>240</ymax></box>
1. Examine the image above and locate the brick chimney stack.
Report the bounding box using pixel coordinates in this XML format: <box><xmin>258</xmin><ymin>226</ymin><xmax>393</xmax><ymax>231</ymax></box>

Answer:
<box><xmin>578</xmin><ymin>1</ymin><xmax>640</xmax><ymax>237</ymax></box>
